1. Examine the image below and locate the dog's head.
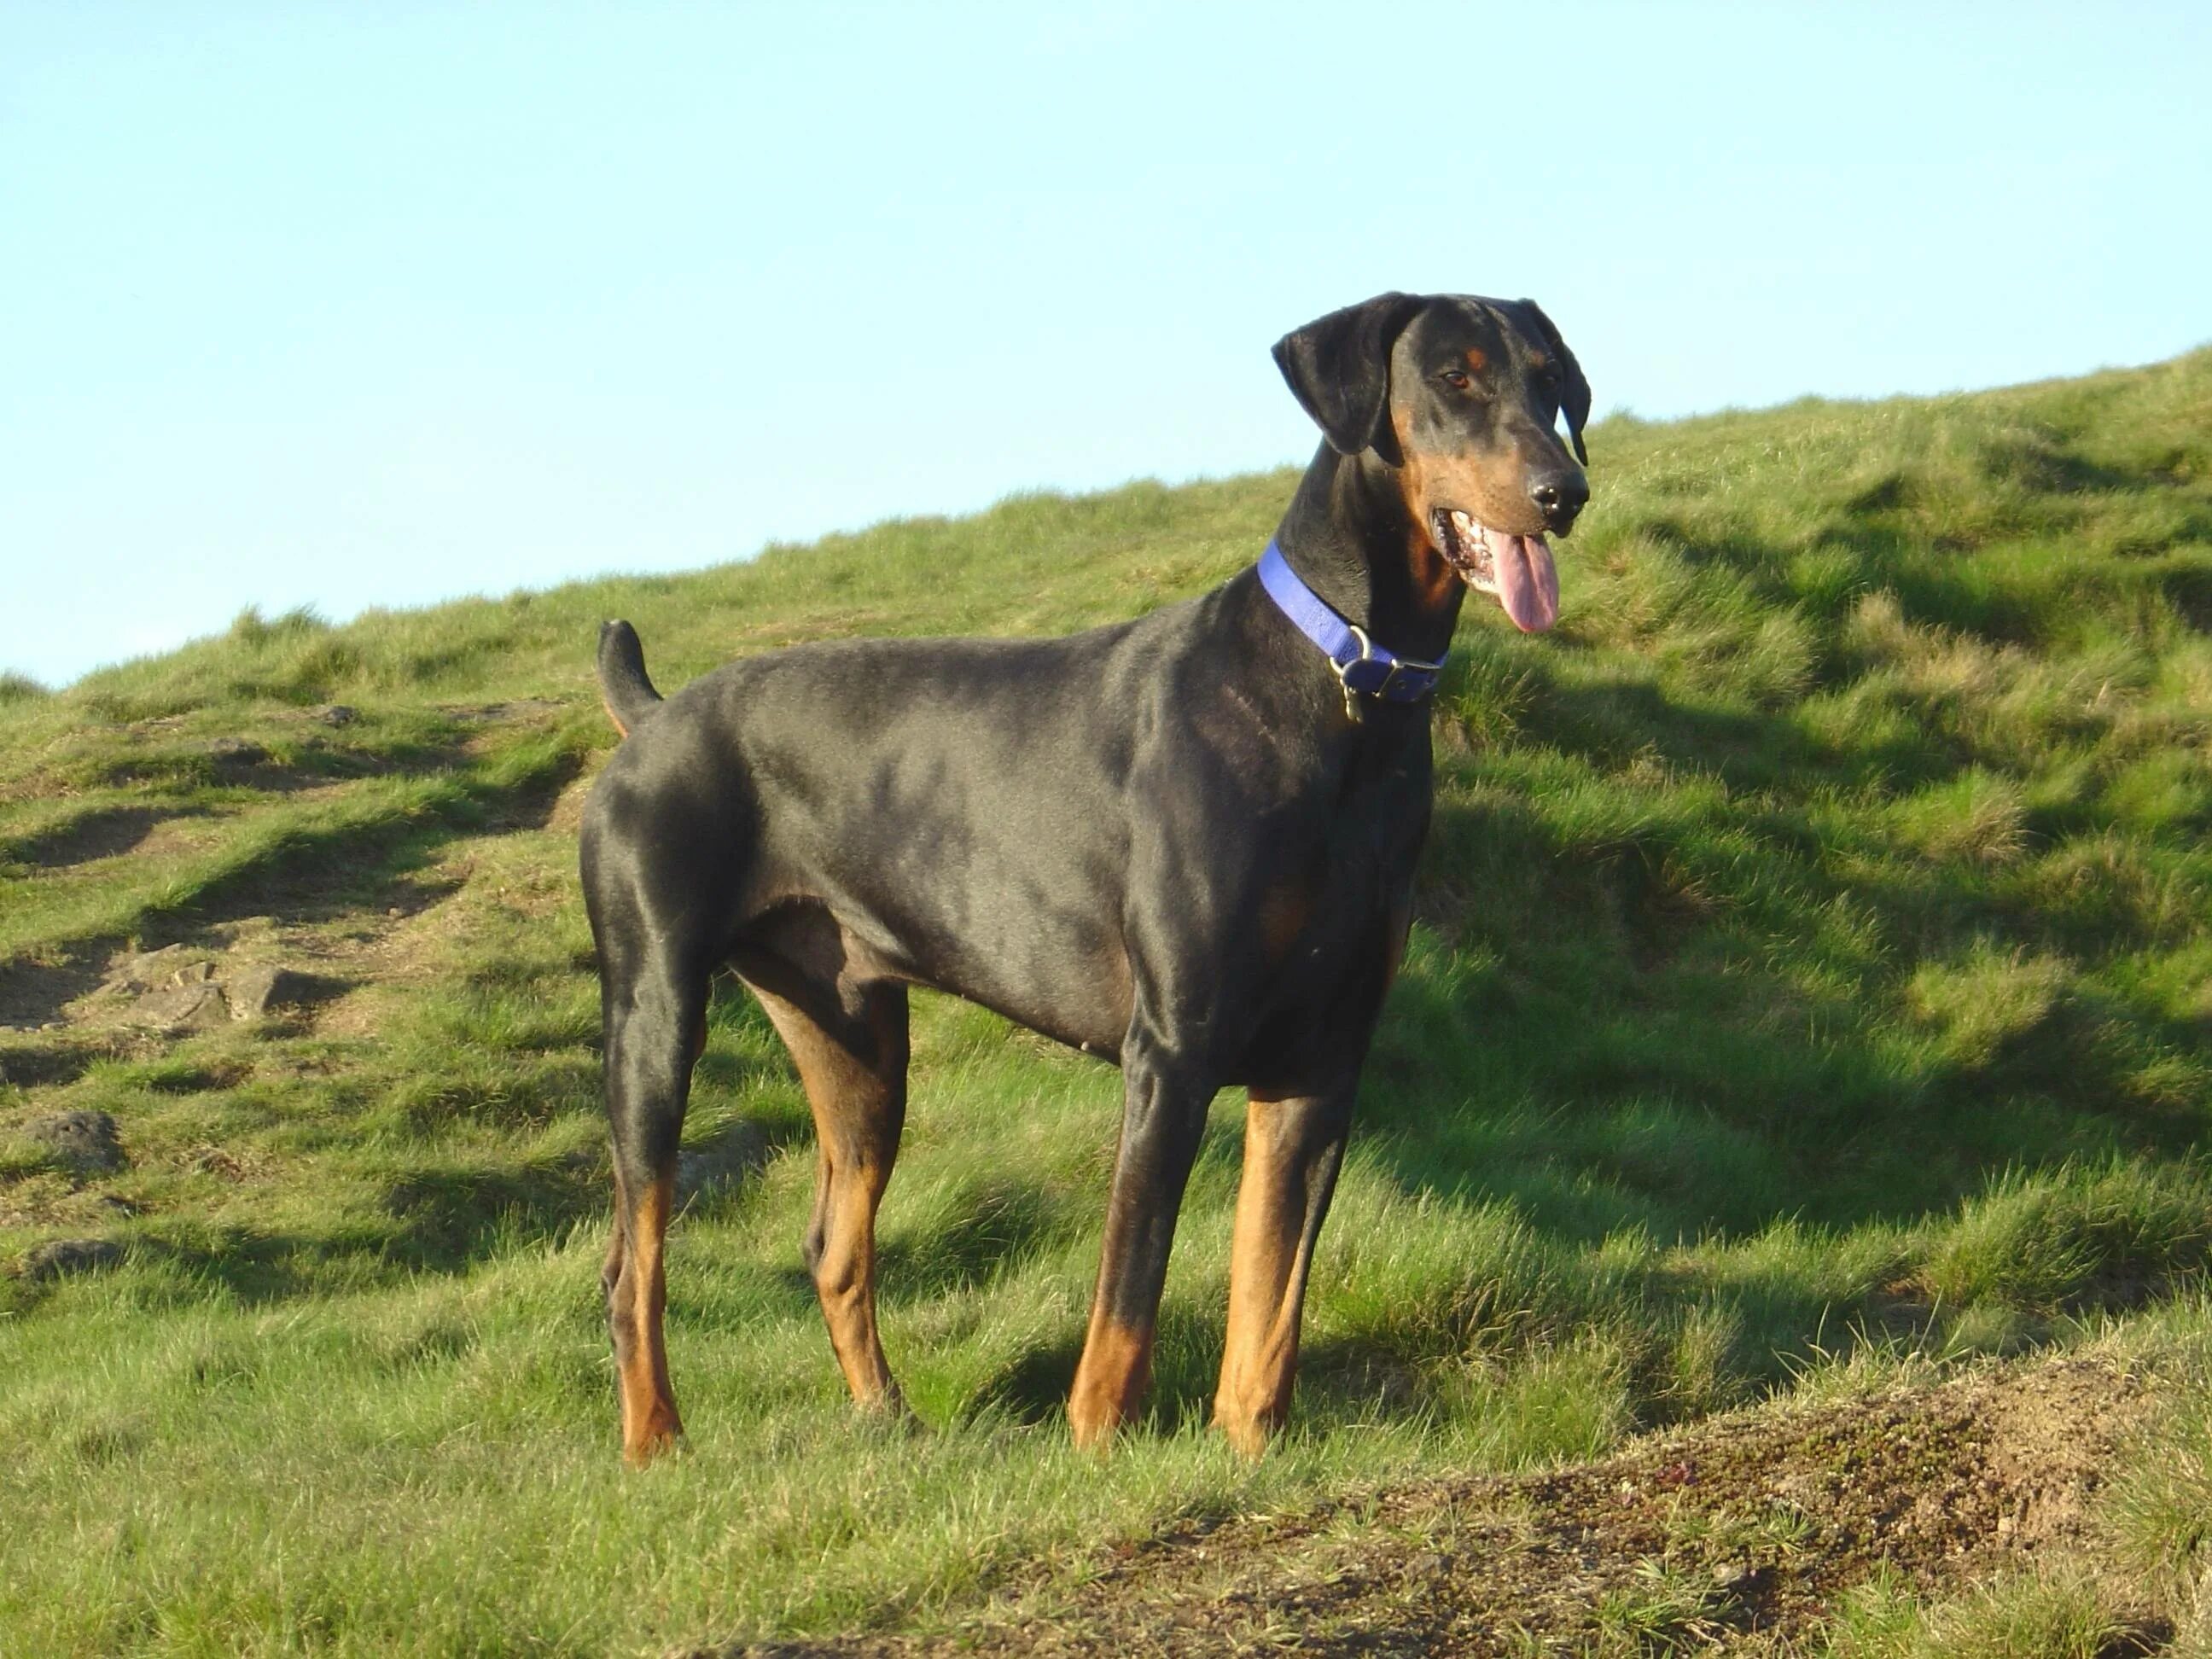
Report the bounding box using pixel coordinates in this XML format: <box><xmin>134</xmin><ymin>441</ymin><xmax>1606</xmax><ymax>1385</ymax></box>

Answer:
<box><xmin>1273</xmin><ymin>293</ymin><xmax>1591</xmax><ymax>633</ymax></box>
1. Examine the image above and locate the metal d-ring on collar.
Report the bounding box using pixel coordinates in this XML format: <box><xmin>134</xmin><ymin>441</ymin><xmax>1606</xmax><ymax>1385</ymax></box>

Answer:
<box><xmin>1255</xmin><ymin>541</ymin><xmax>1447</xmax><ymax>722</ymax></box>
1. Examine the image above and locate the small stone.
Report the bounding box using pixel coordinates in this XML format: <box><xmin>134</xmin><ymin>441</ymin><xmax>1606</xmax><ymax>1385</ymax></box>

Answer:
<box><xmin>1714</xmin><ymin>1560</ymin><xmax>1769</xmax><ymax>1595</ymax></box>
<box><xmin>15</xmin><ymin>1237</ymin><xmax>125</xmax><ymax>1282</ymax></box>
<box><xmin>316</xmin><ymin>705</ymin><xmax>358</xmax><ymax>727</ymax></box>
<box><xmin>127</xmin><ymin>981</ymin><xmax>230</xmax><ymax>1033</ymax></box>
<box><xmin>107</xmin><ymin>943</ymin><xmax>203</xmax><ymax>992</ymax></box>
<box><xmin>25</xmin><ymin>1109</ymin><xmax>125</xmax><ymax>1175</ymax></box>
<box><xmin>225</xmin><ymin>964</ymin><xmax>319</xmax><ymax>1020</ymax></box>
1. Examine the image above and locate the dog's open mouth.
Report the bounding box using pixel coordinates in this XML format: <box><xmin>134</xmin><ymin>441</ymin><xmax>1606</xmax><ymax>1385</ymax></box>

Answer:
<box><xmin>1433</xmin><ymin>509</ymin><xmax>1560</xmax><ymax>634</ymax></box>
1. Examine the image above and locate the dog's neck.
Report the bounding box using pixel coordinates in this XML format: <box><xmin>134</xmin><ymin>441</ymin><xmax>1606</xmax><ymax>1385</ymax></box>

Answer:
<box><xmin>1272</xmin><ymin>443</ymin><xmax>1466</xmax><ymax>665</ymax></box>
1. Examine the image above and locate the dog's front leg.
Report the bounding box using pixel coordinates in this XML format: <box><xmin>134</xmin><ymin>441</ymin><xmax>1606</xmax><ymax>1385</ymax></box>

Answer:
<box><xmin>1214</xmin><ymin>1083</ymin><xmax>1356</xmax><ymax>1455</ymax></box>
<box><xmin>1068</xmin><ymin>1036</ymin><xmax>1212</xmax><ymax>1448</ymax></box>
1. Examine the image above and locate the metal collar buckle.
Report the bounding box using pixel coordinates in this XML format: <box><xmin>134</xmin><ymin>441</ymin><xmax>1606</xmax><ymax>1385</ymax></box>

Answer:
<box><xmin>1331</xmin><ymin>625</ymin><xmax>1443</xmax><ymax>722</ymax></box>
<box><xmin>1332</xmin><ymin>626</ymin><xmax>1443</xmax><ymax>721</ymax></box>
<box><xmin>1257</xmin><ymin>542</ymin><xmax>1451</xmax><ymax>725</ymax></box>
<box><xmin>1332</xmin><ymin>625</ymin><xmax>1377</xmax><ymax>721</ymax></box>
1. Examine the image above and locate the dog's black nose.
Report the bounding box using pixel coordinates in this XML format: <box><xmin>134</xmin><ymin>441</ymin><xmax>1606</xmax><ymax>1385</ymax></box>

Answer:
<box><xmin>1529</xmin><ymin>470</ymin><xmax>1589</xmax><ymax>533</ymax></box>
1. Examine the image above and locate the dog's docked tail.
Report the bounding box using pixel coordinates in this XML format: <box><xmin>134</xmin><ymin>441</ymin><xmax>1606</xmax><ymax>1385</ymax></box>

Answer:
<box><xmin>597</xmin><ymin>620</ymin><xmax>664</xmax><ymax>738</ymax></box>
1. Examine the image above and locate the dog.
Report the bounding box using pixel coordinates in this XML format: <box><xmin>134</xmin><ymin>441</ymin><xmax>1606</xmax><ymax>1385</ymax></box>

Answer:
<box><xmin>580</xmin><ymin>291</ymin><xmax>1590</xmax><ymax>1463</ymax></box>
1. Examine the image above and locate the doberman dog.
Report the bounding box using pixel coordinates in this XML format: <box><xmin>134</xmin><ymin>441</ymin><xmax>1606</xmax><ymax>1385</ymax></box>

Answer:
<box><xmin>580</xmin><ymin>291</ymin><xmax>1591</xmax><ymax>1464</ymax></box>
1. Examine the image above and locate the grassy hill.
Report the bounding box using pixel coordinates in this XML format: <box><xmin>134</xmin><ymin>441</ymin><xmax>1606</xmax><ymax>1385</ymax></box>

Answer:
<box><xmin>4</xmin><ymin>348</ymin><xmax>2212</xmax><ymax>1654</ymax></box>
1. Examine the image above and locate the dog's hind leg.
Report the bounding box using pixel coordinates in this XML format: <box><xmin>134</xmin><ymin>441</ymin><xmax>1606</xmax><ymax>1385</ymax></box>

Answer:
<box><xmin>599</xmin><ymin>949</ymin><xmax>712</xmax><ymax>1465</ymax></box>
<box><xmin>746</xmin><ymin>972</ymin><xmax>911</xmax><ymax>1415</ymax></box>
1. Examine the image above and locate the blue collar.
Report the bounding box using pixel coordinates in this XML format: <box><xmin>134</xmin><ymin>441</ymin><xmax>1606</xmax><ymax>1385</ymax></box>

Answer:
<box><xmin>1256</xmin><ymin>541</ymin><xmax>1447</xmax><ymax>710</ymax></box>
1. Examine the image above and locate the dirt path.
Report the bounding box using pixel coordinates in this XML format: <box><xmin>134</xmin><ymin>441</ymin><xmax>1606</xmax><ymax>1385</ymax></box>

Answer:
<box><xmin>713</xmin><ymin>1356</ymin><xmax>2162</xmax><ymax>1657</ymax></box>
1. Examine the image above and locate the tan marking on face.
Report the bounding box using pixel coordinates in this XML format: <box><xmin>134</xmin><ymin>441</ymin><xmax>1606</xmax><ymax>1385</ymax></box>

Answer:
<box><xmin>1401</xmin><ymin>444</ymin><xmax>1551</xmax><ymax>540</ymax></box>
<box><xmin>1404</xmin><ymin>521</ymin><xmax>1461</xmax><ymax>608</ymax></box>
<box><xmin>1527</xmin><ymin>349</ymin><xmax>1548</xmax><ymax>370</ymax></box>
<box><xmin>1464</xmin><ymin>346</ymin><xmax>1487</xmax><ymax>372</ymax></box>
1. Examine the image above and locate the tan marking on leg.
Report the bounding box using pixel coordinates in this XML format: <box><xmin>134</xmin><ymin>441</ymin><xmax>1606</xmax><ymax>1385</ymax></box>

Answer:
<box><xmin>753</xmin><ymin>983</ymin><xmax>908</xmax><ymax>1414</ymax></box>
<box><xmin>1068</xmin><ymin>1313</ymin><xmax>1155</xmax><ymax>1450</ymax></box>
<box><xmin>1214</xmin><ymin>1093</ymin><xmax>1312</xmax><ymax>1457</ymax></box>
<box><xmin>614</xmin><ymin>1171</ymin><xmax>684</xmax><ymax>1465</ymax></box>
<box><xmin>1256</xmin><ymin>876</ymin><xmax>1313</xmax><ymax>965</ymax></box>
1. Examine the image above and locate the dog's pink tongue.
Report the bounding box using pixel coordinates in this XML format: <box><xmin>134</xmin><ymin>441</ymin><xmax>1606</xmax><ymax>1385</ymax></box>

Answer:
<box><xmin>1493</xmin><ymin>533</ymin><xmax>1560</xmax><ymax>633</ymax></box>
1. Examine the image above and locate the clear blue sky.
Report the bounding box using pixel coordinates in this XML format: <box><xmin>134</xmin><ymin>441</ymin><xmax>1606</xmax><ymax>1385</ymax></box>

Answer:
<box><xmin>4</xmin><ymin>3</ymin><xmax>2207</xmax><ymax>688</ymax></box>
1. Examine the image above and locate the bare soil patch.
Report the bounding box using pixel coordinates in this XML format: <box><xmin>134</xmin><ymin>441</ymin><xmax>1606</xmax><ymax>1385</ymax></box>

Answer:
<box><xmin>716</xmin><ymin>1357</ymin><xmax>2159</xmax><ymax>1658</ymax></box>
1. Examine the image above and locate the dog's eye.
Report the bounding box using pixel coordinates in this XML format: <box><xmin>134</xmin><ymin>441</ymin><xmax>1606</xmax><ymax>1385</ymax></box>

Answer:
<box><xmin>1440</xmin><ymin>369</ymin><xmax>1471</xmax><ymax>391</ymax></box>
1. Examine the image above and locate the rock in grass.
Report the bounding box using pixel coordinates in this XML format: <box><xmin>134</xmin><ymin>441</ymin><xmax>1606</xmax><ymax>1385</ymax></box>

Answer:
<box><xmin>25</xmin><ymin>1109</ymin><xmax>125</xmax><ymax>1174</ymax></box>
<box><xmin>225</xmin><ymin>964</ymin><xmax>321</xmax><ymax>1020</ymax></box>
<box><xmin>106</xmin><ymin>944</ymin><xmax>211</xmax><ymax>992</ymax></box>
<box><xmin>15</xmin><ymin>1237</ymin><xmax>125</xmax><ymax>1282</ymax></box>
<box><xmin>126</xmin><ymin>980</ymin><xmax>230</xmax><ymax>1032</ymax></box>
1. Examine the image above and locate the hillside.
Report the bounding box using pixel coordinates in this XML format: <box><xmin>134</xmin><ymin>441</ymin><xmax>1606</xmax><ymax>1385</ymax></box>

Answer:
<box><xmin>3</xmin><ymin>349</ymin><xmax>2212</xmax><ymax>1654</ymax></box>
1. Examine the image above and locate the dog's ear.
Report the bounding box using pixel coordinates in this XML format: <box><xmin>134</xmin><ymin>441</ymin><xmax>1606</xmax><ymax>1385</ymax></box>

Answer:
<box><xmin>1521</xmin><ymin>299</ymin><xmax>1592</xmax><ymax>465</ymax></box>
<box><xmin>1272</xmin><ymin>292</ymin><xmax>1428</xmax><ymax>464</ymax></box>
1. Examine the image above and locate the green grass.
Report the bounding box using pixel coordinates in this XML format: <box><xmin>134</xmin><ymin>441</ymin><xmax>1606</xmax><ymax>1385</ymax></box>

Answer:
<box><xmin>3</xmin><ymin>348</ymin><xmax>2212</xmax><ymax>1652</ymax></box>
<box><xmin>1819</xmin><ymin>1564</ymin><xmax>2126</xmax><ymax>1659</ymax></box>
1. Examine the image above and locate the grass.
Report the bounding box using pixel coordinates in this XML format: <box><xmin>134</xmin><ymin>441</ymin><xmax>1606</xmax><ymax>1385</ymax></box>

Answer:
<box><xmin>3</xmin><ymin>347</ymin><xmax>2212</xmax><ymax>1651</ymax></box>
<box><xmin>1819</xmin><ymin>1565</ymin><xmax>2128</xmax><ymax>1659</ymax></box>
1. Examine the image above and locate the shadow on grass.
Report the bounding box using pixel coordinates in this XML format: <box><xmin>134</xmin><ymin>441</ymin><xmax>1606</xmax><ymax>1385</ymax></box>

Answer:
<box><xmin>381</xmin><ymin>1161</ymin><xmax>605</xmax><ymax>1269</ymax></box>
<box><xmin>1391</xmin><ymin>630</ymin><xmax>2212</xmax><ymax>1245</ymax></box>
<box><xmin>170</xmin><ymin>749</ymin><xmax>589</xmax><ymax>936</ymax></box>
<box><xmin>877</xmin><ymin>1175</ymin><xmax>1084</xmax><ymax>1305</ymax></box>
<box><xmin>26</xmin><ymin>1160</ymin><xmax>614</xmax><ymax>1312</ymax></box>
<box><xmin>6</xmin><ymin>804</ymin><xmax>209</xmax><ymax>869</ymax></box>
<box><xmin>968</xmin><ymin>1337</ymin><xmax>1082</xmax><ymax>1427</ymax></box>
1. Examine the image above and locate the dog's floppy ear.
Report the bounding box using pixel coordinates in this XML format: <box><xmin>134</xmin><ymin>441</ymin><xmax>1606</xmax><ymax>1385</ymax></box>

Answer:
<box><xmin>1521</xmin><ymin>299</ymin><xmax>1592</xmax><ymax>465</ymax></box>
<box><xmin>1272</xmin><ymin>292</ymin><xmax>1428</xmax><ymax>464</ymax></box>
